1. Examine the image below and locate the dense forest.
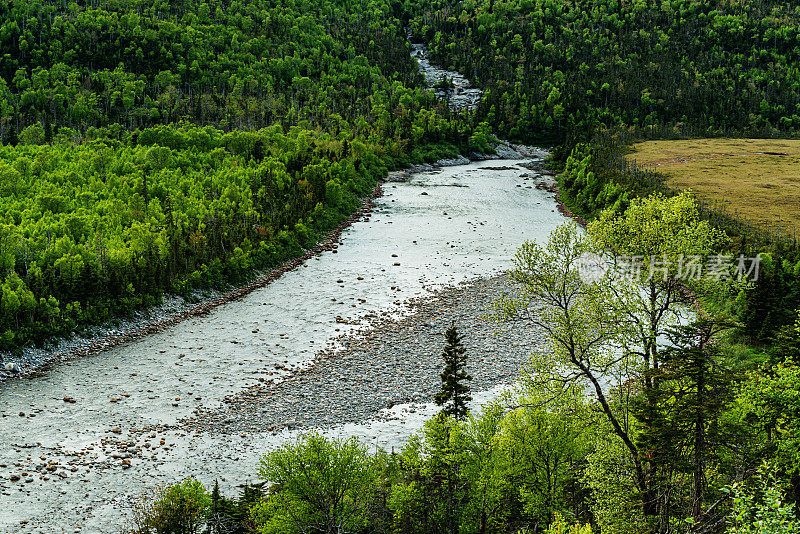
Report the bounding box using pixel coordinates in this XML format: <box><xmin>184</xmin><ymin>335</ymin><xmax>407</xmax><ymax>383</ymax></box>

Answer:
<box><xmin>0</xmin><ymin>0</ymin><xmax>493</xmax><ymax>349</ymax></box>
<box><xmin>409</xmin><ymin>0</ymin><xmax>800</xmax><ymax>144</ymax></box>
<box><xmin>3</xmin><ymin>0</ymin><xmax>800</xmax><ymax>533</ymax></box>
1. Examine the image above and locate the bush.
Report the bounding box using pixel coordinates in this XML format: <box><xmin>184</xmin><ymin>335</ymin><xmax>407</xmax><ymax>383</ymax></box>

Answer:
<box><xmin>253</xmin><ymin>434</ymin><xmax>385</xmax><ymax>534</ymax></box>
<box><xmin>123</xmin><ymin>478</ymin><xmax>210</xmax><ymax>534</ymax></box>
<box><xmin>726</xmin><ymin>464</ymin><xmax>800</xmax><ymax>534</ymax></box>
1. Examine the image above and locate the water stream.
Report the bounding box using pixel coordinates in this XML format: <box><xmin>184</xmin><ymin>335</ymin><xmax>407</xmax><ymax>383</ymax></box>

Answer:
<box><xmin>0</xmin><ymin>43</ymin><xmax>568</xmax><ymax>533</ymax></box>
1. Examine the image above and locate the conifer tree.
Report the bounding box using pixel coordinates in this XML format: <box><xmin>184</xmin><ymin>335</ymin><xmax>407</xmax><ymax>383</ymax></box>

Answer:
<box><xmin>435</xmin><ymin>325</ymin><xmax>472</xmax><ymax>420</ymax></box>
<box><xmin>633</xmin><ymin>318</ymin><xmax>737</xmax><ymax>528</ymax></box>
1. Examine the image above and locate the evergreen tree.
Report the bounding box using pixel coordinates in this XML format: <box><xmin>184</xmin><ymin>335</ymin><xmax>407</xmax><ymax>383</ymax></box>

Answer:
<box><xmin>44</xmin><ymin>116</ymin><xmax>53</xmax><ymax>144</ymax></box>
<box><xmin>435</xmin><ymin>325</ymin><xmax>472</xmax><ymax>420</ymax></box>
<box><xmin>633</xmin><ymin>318</ymin><xmax>738</xmax><ymax>530</ymax></box>
<box><xmin>6</xmin><ymin>124</ymin><xmax>17</xmax><ymax>146</ymax></box>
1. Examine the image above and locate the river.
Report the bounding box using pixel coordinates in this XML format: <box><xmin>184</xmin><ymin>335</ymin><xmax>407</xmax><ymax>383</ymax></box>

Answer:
<box><xmin>0</xmin><ymin>157</ymin><xmax>567</xmax><ymax>533</ymax></box>
<box><xmin>0</xmin><ymin>41</ymin><xmax>569</xmax><ymax>532</ymax></box>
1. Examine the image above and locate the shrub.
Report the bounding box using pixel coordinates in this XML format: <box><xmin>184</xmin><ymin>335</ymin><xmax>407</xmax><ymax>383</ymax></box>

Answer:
<box><xmin>122</xmin><ymin>478</ymin><xmax>210</xmax><ymax>534</ymax></box>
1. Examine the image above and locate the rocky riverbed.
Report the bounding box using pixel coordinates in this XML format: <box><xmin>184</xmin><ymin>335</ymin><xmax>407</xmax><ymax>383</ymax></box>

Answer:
<box><xmin>412</xmin><ymin>42</ymin><xmax>482</xmax><ymax>112</ymax></box>
<box><xmin>174</xmin><ymin>274</ymin><xmax>542</xmax><ymax>435</ymax></box>
<box><xmin>0</xmin><ymin>157</ymin><xmax>567</xmax><ymax>533</ymax></box>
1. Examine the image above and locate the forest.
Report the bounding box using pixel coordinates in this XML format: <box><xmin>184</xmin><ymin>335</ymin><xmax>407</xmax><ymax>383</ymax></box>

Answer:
<box><xmin>409</xmin><ymin>0</ymin><xmax>800</xmax><ymax>144</ymax></box>
<box><xmin>0</xmin><ymin>0</ymin><xmax>492</xmax><ymax>349</ymax></box>
<box><xmin>2</xmin><ymin>0</ymin><xmax>800</xmax><ymax>533</ymax></box>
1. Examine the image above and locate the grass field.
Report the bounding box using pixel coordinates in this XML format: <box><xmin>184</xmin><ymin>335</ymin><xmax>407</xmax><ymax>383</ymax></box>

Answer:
<box><xmin>630</xmin><ymin>138</ymin><xmax>800</xmax><ymax>237</ymax></box>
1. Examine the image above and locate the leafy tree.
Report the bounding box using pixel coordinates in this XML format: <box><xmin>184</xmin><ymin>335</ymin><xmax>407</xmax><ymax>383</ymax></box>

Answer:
<box><xmin>497</xmin><ymin>192</ymin><xmax>726</xmax><ymax>525</ymax></box>
<box><xmin>123</xmin><ymin>478</ymin><xmax>210</xmax><ymax>534</ymax></box>
<box><xmin>254</xmin><ymin>434</ymin><xmax>384</xmax><ymax>534</ymax></box>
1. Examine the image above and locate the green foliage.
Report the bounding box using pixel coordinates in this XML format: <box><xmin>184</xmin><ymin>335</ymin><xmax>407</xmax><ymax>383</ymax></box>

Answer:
<box><xmin>583</xmin><ymin>429</ymin><xmax>648</xmax><ymax>534</ymax></box>
<box><xmin>727</xmin><ymin>464</ymin><xmax>800</xmax><ymax>534</ymax></box>
<box><xmin>254</xmin><ymin>434</ymin><xmax>385</xmax><ymax>534</ymax></box>
<box><xmin>0</xmin><ymin>0</ymin><xmax>451</xmax><ymax>142</ymax></box>
<box><xmin>391</xmin><ymin>403</ymin><xmax>591</xmax><ymax>533</ymax></box>
<box><xmin>589</xmin><ymin>191</ymin><xmax>725</xmax><ymax>273</ymax></box>
<box><xmin>123</xmin><ymin>478</ymin><xmax>210</xmax><ymax>534</ymax></box>
<box><xmin>435</xmin><ymin>325</ymin><xmax>472</xmax><ymax>420</ymax></box>
<box><xmin>501</xmin><ymin>397</ymin><xmax>593</xmax><ymax>528</ymax></box>
<box><xmin>408</xmin><ymin>0</ymin><xmax>800</xmax><ymax>144</ymax></box>
<box><xmin>0</xmin><ymin>0</ymin><xmax>495</xmax><ymax>350</ymax></box>
<box><xmin>738</xmin><ymin>257</ymin><xmax>800</xmax><ymax>343</ymax></box>
<box><xmin>559</xmin><ymin>144</ymin><xmax>629</xmax><ymax>219</ymax></box>
<box><xmin>633</xmin><ymin>320</ymin><xmax>742</xmax><ymax>529</ymax></box>
<box><xmin>0</xmin><ymin>125</ymin><xmax>398</xmax><ymax>349</ymax></box>
<box><xmin>543</xmin><ymin>513</ymin><xmax>592</xmax><ymax>534</ymax></box>
<box><xmin>739</xmin><ymin>355</ymin><xmax>800</xmax><ymax>475</ymax></box>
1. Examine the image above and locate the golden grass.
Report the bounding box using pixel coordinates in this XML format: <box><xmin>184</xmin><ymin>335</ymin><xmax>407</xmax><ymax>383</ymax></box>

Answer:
<box><xmin>630</xmin><ymin>139</ymin><xmax>800</xmax><ymax>236</ymax></box>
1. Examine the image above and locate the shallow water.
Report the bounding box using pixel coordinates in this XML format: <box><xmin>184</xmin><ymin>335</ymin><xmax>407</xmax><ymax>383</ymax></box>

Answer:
<box><xmin>0</xmin><ymin>159</ymin><xmax>565</xmax><ymax>533</ymax></box>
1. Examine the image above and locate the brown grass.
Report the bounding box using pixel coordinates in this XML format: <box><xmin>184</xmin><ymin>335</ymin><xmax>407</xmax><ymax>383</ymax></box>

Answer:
<box><xmin>629</xmin><ymin>138</ymin><xmax>800</xmax><ymax>237</ymax></box>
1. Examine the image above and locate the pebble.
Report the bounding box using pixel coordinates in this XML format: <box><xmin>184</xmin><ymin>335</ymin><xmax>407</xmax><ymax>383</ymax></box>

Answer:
<box><xmin>179</xmin><ymin>274</ymin><xmax>543</xmax><ymax>435</ymax></box>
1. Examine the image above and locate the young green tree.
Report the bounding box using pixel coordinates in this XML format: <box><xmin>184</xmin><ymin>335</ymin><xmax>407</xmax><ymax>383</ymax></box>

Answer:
<box><xmin>435</xmin><ymin>325</ymin><xmax>473</xmax><ymax>420</ymax></box>
<box><xmin>123</xmin><ymin>478</ymin><xmax>210</xmax><ymax>534</ymax></box>
<box><xmin>497</xmin><ymin>192</ymin><xmax>725</xmax><ymax>525</ymax></box>
<box><xmin>588</xmin><ymin>191</ymin><xmax>725</xmax><ymax>392</ymax></box>
<box><xmin>254</xmin><ymin>434</ymin><xmax>383</xmax><ymax>534</ymax></box>
<box><xmin>727</xmin><ymin>464</ymin><xmax>800</xmax><ymax>534</ymax></box>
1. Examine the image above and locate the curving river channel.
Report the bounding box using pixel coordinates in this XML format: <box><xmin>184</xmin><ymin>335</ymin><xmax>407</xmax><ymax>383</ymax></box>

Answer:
<box><xmin>0</xmin><ymin>44</ymin><xmax>569</xmax><ymax>532</ymax></box>
<box><xmin>0</xmin><ymin>157</ymin><xmax>567</xmax><ymax>533</ymax></box>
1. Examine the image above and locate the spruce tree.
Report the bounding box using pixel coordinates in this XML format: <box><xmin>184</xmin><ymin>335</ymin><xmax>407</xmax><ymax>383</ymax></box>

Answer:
<box><xmin>435</xmin><ymin>325</ymin><xmax>472</xmax><ymax>420</ymax></box>
<box><xmin>6</xmin><ymin>124</ymin><xmax>17</xmax><ymax>146</ymax></box>
<box><xmin>44</xmin><ymin>116</ymin><xmax>53</xmax><ymax>144</ymax></box>
<box><xmin>632</xmin><ymin>318</ymin><xmax>736</xmax><ymax>527</ymax></box>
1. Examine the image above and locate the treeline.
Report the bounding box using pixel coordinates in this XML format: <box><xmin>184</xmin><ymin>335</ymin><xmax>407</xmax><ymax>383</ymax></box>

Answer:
<box><xmin>124</xmin><ymin>409</ymin><xmax>800</xmax><ymax>534</ymax></box>
<box><xmin>407</xmin><ymin>0</ymin><xmax>800</xmax><ymax>144</ymax></box>
<box><xmin>0</xmin><ymin>124</ymin><xmax>391</xmax><ymax>349</ymax></box>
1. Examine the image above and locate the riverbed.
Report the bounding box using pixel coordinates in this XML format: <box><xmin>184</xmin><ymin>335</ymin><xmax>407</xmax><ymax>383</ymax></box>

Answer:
<box><xmin>0</xmin><ymin>158</ymin><xmax>566</xmax><ymax>533</ymax></box>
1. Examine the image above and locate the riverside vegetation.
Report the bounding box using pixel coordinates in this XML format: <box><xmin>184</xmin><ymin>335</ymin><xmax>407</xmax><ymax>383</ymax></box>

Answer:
<box><xmin>0</xmin><ymin>0</ymin><xmax>493</xmax><ymax>353</ymax></box>
<box><xmin>2</xmin><ymin>0</ymin><xmax>800</xmax><ymax>533</ymax></box>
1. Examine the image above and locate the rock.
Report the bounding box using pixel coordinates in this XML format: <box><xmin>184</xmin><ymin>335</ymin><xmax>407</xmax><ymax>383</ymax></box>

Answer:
<box><xmin>3</xmin><ymin>362</ymin><xmax>21</xmax><ymax>373</ymax></box>
<box><xmin>111</xmin><ymin>426</ymin><xmax>122</xmax><ymax>434</ymax></box>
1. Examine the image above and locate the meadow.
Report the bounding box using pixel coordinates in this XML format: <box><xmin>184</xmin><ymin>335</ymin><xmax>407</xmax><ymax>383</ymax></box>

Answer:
<box><xmin>630</xmin><ymin>139</ymin><xmax>800</xmax><ymax>237</ymax></box>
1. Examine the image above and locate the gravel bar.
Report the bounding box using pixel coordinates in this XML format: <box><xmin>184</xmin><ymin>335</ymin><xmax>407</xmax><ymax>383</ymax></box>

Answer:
<box><xmin>170</xmin><ymin>274</ymin><xmax>544</xmax><ymax>435</ymax></box>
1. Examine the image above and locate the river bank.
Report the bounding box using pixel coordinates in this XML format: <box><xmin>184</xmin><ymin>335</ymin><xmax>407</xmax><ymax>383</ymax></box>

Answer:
<box><xmin>0</xmin><ymin>142</ymin><xmax>545</xmax><ymax>385</ymax></box>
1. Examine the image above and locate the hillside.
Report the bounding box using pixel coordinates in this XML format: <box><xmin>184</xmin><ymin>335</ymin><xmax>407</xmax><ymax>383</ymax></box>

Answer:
<box><xmin>408</xmin><ymin>0</ymin><xmax>800</xmax><ymax>144</ymax></box>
